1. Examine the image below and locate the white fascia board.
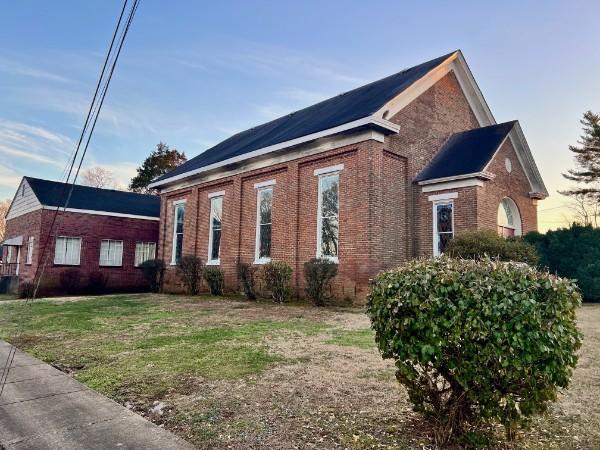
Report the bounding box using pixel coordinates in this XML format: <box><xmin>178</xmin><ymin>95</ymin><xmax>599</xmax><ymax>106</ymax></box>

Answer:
<box><xmin>421</xmin><ymin>178</ymin><xmax>485</xmax><ymax>193</ymax></box>
<box><xmin>508</xmin><ymin>123</ymin><xmax>549</xmax><ymax>197</ymax></box>
<box><xmin>41</xmin><ymin>206</ymin><xmax>160</xmax><ymax>221</ymax></box>
<box><xmin>418</xmin><ymin>171</ymin><xmax>495</xmax><ymax>186</ymax></box>
<box><xmin>428</xmin><ymin>192</ymin><xmax>458</xmax><ymax>201</ymax></box>
<box><xmin>149</xmin><ymin>116</ymin><xmax>399</xmax><ymax>189</ymax></box>
<box><xmin>254</xmin><ymin>179</ymin><xmax>276</xmax><ymax>189</ymax></box>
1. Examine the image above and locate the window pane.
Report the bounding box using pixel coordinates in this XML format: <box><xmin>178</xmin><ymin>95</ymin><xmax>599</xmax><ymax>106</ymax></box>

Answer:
<box><xmin>176</xmin><ymin>205</ymin><xmax>185</xmax><ymax>233</ymax></box>
<box><xmin>321</xmin><ymin>217</ymin><xmax>339</xmax><ymax>257</ymax></box>
<box><xmin>437</xmin><ymin>204</ymin><xmax>453</xmax><ymax>233</ymax></box>
<box><xmin>100</xmin><ymin>241</ymin><xmax>110</xmax><ymax>265</ymax></box>
<box><xmin>259</xmin><ymin>189</ymin><xmax>272</xmax><ymax>225</ymax></box>
<box><xmin>176</xmin><ymin>234</ymin><xmax>184</xmax><ymax>262</ymax></box>
<box><xmin>259</xmin><ymin>224</ymin><xmax>271</xmax><ymax>258</ymax></box>
<box><xmin>438</xmin><ymin>233</ymin><xmax>452</xmax><ymax>255</ymax></box>
<box><xmin>320</xmin><ymin>175</ymin><xmax>339</xmax><ymax>218</ymax></box>
<box><xmin>211</xmin><ymin>197</ymin><xmax>222</xmax><ymax>230</ymax></box>
<box><xmin>210</xmin><ymin>229</ymin><xmax>221</xmax><ymax>260</ymax></box>
<box><xmin>54</xmin><ymin>238</ymin><xmax>65</xmax><ymax>264</ymax></box>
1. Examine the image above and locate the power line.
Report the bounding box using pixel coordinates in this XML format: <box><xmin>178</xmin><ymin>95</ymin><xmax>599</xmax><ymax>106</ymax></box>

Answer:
<box><xmin>0</xmin><ymin>0</ymin><xmax>141</xmax><ymax>399</ymax></box>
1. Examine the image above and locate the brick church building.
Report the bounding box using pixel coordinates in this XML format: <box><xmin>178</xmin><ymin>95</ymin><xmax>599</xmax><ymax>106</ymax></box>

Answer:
<box><xmin>149</xmin><ymin>50</ymin><xmax>548</xmax><ymax>300</ymax></box>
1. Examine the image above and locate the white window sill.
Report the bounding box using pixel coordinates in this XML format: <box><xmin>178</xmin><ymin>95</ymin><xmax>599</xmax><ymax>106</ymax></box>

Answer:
<box><xmin>253</xmin><ymin>258</ymin><xmax>271</xmax><ymax>265</ymax></box>
<box><xmin>206</xmin><ymin>259</ymin><xmax>220</xmax><ymax>266</ymax></box>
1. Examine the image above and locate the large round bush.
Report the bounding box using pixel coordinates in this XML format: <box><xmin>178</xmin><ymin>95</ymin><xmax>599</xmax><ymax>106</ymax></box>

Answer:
<box><xmin>366</xmin><ymin>257</ymin><xmax>582</xmax><ymax>444</ymax></box>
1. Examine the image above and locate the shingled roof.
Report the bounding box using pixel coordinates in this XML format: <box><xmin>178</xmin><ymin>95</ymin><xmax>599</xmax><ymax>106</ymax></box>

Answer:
<box><xmin>414</xmin><ymin>121</ymin><xmax>517</xmax><ymax>183</ymax></box>
<box><xmin>153</xmin><ymin>51</ymin><xmax>457</xmax><ymax>185</ymax></box>
<box><xmin>25</xmin><ymin>177</ymin><xmax>160</xmax><ymax>218</ymax></box>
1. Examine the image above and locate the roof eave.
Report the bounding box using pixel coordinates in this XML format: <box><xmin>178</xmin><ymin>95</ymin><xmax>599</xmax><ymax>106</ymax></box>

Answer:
<box><xmin>416</xmin><ymin>171</ymin><xmax>496</xmax><ymax>185</ymax></box>
<box><xmin>148</xmin><ymin>116</ymin><xmax>399</xmax><ymax>189</ymax></box>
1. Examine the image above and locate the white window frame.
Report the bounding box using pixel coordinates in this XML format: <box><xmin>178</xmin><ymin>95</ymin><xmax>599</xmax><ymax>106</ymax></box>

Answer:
<box><xmin>432</xmin><ymin>200</ymin><xmax>454</xmax><ymax>256</ymax></box>
<box><xmin>254</xmin><ymin>184</ymin><xmax>274</xmax><ymax>264</ymax></box>
<box><xmin>135</xmin><ymin>242</ymin><xmax>157</xmax><ymax>267</ymax></box>
<box><xmin>315</xmin><ymin>166</ymin><xmax>342</xmax><ymax>263</ymax></box>
<box><xmin>54</xmin><ymin>236</ymin><xmax>82</xmax><ymax>266</ymax></box>
<box><xmin>207</xmin><ymin>194</ymin><xmax>223</xmax><ymax>265</ymax></box>
<box><xmin>171</xmin><ymin>201</ymin><xmax>186</xmax><ymax>265</ymax></box>
<box><xmin>99</xmin><ymin>240</ymin><xmax>123</xmax><ymax>267</ymax></box>
<box><xmin>26</xmin><ymin>236</ymin><xmax>34</xmax><ymax>265</ymax></box>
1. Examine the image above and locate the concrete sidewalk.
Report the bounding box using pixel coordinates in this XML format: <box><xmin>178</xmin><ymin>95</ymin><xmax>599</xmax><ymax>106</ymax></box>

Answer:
<box><xmin>0</xmin><ymin>340</ymin><xmax>195</xmax><ymax>450</ymax></box>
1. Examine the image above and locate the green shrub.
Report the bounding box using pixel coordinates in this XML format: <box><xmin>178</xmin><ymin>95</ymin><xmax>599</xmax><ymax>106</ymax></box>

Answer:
<box><xmin>87</xmin><ymin>271</ymin><xmax>108</xmax><ymax>295</ymax></box>
<box><xmin>18</xmin><ymin>281</ymin><xmax>35</xmax><ymax>299</ymax></box>
<box><xmin>204</xmin><ymin>266</ymin><xmax>224</xmax><ymax>295</ymax></box>
<box><xmin>59</xmin><ymin>268</ymin><xmax>81</xmax><ymax>295</ymax></box>
<box><xmin>176</xmin><ymin>256</ymin><xmax>204</xmax><ymax>295</ymax></box>
<box><xmin>366</xmin><ymin>256</ymin><xmax>582</xmax><ymax>445</ymax></box>
<box><xmin>303</xmin><ymin>258</ymin><xmax>338</xmax><ymax>306</ymax></box>
<box><xmin>139</xmin><ymin>259</ymin><xmax>166</xmax><ymax>293</ymax></box>
<box><xmin>526</xmin><ymin>225</ymin><xmax>600</xmax><ymax>301</ymax></box>
<box><xmin>238</xmin><ymin>262</ymin><xmax>258</xmax><ymax>300</ymax></box>
<box><xmin>262</xmin><ymin>261</ymin><xmax>292</xmax><ymax>303</ymax></box>
<box><xmin>446</xmin><ymin>229</ymin><xmax>538</xmax><ymax>265</ymax></box>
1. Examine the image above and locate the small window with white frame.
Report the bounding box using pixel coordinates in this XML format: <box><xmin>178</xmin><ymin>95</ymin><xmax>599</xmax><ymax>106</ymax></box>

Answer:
<box><xmin>433</xmin><ymin>201</ymin><xmax>454</xmax><ymax>256</ymax></box>
<box><xmin>171</xmin><ymin>202</ymin><xmax>186</xmax><ymax>265</ymax></box>
<box><xmin>26</xmin><ymin>236</ymin><xmax>34</xmax><ymax>265</ymax></box>
<box><xmin>316</xmin><ymin>167</ymin><xmax>341</xmax><ymax>262</ymax></box>
<box><xmin>54</xmin><ymin>236</ymin><xmax>82</xmax><ymax>266</ymax></box>
<box><xmin>208</xmin><ymin>194</ymin><xmax>223</xmax><ymax>264</ymax></box>
<box><xmin>135</xmin><ymin>242</ymin><xmax>156</xmax><ymax>267</ymax></box>
<box><xmin>99</xmin><ymin>240</ymin><xmax>123</xmax><ymax>267</ymax></box>
<box><xmin>254</xmin><ymin>184</ymin><xmax>273</xmax><ymax>263</ymax></box>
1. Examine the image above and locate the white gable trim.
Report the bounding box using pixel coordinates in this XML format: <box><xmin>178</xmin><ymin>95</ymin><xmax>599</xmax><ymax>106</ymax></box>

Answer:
<box><xmin>149</xmin><ymin>117</ymin><xmax>399</xmax><ymax>189</ymax></box>
<box><xmin>507</xmin><ymin>124</ymin><xmax>548</xmax><ymax>197</ymax></box>
<box><xmin>41</xmin><ymin>206</ymin><xmax>160</xmax><ymax>221</ymax></box>
<box><xmin>374</xmin><ymin>51</ymin><xmax>496</xmax><ymax>127</ymax></box>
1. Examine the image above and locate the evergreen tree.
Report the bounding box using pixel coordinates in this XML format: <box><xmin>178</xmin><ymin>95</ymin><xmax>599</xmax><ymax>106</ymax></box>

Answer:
<box><xmin>561</xmin><ymin>111</ymin><xmax>600</xmax><ymax>200</ymax></box>
<box><xmin>129</xmin><ymin>142</ymin><xmax>187</xmax><ymax>193</ymax></box>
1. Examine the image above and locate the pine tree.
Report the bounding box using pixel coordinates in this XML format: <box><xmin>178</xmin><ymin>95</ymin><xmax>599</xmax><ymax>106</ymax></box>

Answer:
<box><xmin>562</xmin><ymin>111</ymin><xmax>600</xmax><ymax>200</ymax></box>
<box><xmin>129</xmin><ymin>142</ymin><xmax>186</xmax><ymax>193</ymax></box>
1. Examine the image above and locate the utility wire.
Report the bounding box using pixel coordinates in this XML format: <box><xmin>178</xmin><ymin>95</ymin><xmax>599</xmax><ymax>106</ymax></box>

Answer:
<box><xmin>0</xmin><ymin>0</ymin><xmax>141</xmax><ymax>398</ymax></box>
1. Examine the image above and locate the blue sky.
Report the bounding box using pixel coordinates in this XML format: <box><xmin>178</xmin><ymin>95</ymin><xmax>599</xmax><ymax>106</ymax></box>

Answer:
<box><xmin>1</xmin><ymin>1</ymin><xmax>599</xmax><ymax>230</ymax></box>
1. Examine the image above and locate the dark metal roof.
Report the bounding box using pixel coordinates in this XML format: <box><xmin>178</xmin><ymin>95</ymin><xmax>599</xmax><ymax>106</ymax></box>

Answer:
<box><xmin>414</xmin><ymin>121</ymin><xmax>517</xmax><ymax>182</ymax></box>
<box><xmin>155</xmin><ymin>51</ymin><xmax>457</xmax><ymax>184</ymax></box>
<box><xmin>25</xmin><ymin>177</ymin><xmax>161</xmax><ymax>218</ymax></box>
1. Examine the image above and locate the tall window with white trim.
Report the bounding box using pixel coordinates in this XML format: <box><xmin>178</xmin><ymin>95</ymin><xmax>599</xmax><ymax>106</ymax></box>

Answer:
<box><xmin>317</xmin><ymin>173</ymin><xmax>340</xmax><ymax>260</ymax></box>
<box><xmin>255</xmin><ymin>186</ymin><xmax>273</xmax><ymax>263</ymax></box>
<box><xmin>172</xmin><ymin>203</ymin><xmax>185</xmax><ymax>264</ymax></box>
<box><xmin>99</xmin><ymin>240</ymin><xmax>123</xmax><ymax>267</ymax></box>
<box><xmin>54</xmin><ymin>237</ymin><xmax>82</xmax><ymax>265</ymax></box>
<box><xmin>433</xmin><ymin>201</ymin><xmax>454</xmax><ymax>256</ymax></box>
<box><xmin>208</xmin><ymin>195</ymin><xmax>223</xmax><ymax>264</ymax></box>
<box><xmin>26</xmin><ymin>236</ymin><xmax>34</xmax><ymax>265</ymax></box>
<box><xmin>135</xmin><ymin>242</ymin><xmax>156</xmax><ymax>267</ymax></box>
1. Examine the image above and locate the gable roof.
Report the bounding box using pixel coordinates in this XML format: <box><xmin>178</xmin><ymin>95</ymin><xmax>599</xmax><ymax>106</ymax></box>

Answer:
<box><xmin>24</xmin><ymin>177</ymin><xmax>161</xmax><ymax>218</ymax></box>
<box><xmin>152</xmin><ymin>51</ymin><xmax>458</xmax><ymax>186</ymax></box>
<box><xmin>415</xmin><ymin>121</ymin><xmax>517</xmax><ymax>182</ymax></box>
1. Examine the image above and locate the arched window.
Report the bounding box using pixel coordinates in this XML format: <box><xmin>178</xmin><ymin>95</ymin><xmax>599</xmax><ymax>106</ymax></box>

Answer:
<box><xmin>497</xmin><ymin>197</ymin><xmax>522</xmax><ymax>237</ymax></box>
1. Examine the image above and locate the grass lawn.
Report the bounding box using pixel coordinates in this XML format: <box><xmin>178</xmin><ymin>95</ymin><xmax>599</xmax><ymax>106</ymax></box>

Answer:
<box><xmin>0</xmin><ymin>294</ymin><xmax>598</xmax><ymax>449</ymax></box>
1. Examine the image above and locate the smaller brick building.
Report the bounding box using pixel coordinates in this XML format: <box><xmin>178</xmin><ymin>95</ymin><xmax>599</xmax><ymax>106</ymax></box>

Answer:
<box><xmin>0</xmin><ymin>177</ymin><xmax>160</xmax><ymax>295</ymax></box>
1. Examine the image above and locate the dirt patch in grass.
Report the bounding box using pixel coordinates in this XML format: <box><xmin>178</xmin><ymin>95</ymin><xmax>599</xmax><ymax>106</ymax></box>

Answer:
<box><xmin>1</xmin><ymin>294</ymin><xmax>599</xmax><ymax>449</ymax></box>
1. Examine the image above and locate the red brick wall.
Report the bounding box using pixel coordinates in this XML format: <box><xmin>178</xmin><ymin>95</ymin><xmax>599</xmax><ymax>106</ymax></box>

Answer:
<box><xmin>476</xmin><ymin>139</ymin><xmax>538</xmax><ymax>234</ymax></box>
<box><xmin>4</xmin><ymin>209</ymin><xmax>159</xmax><ymax>293</ymax></box>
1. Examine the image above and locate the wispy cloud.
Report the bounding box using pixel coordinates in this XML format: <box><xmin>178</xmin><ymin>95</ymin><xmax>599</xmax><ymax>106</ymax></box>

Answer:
<box><xmin>0</xmin><ymin>166</ymin><xmax>21</xmax><ymax>190</ymax></box>
<box><xmin>0</xmin><ymin>144</ymin><xmax>63</xmax><ymax>167</ymax></box>
<box><xmin>0</xmin><ymin>56</ymin><xmax>72</xmax><ymax>83</ymax></box>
